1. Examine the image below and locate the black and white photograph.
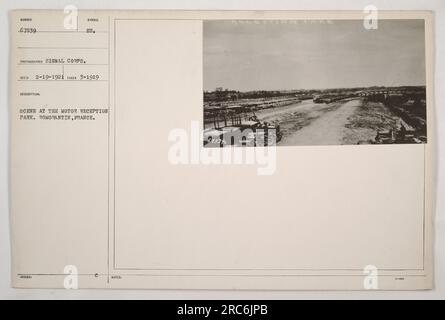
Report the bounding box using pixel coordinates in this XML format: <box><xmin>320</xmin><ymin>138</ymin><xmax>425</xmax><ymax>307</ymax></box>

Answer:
<box><xmin>203</xmin><ymin>19</ymin><xmax>427</xmax><ymax>147</ymax></box>
<box><xmin>2</xmin><ymin>2</ymin><xmax>443</xmax><ymax>300</ymax></box>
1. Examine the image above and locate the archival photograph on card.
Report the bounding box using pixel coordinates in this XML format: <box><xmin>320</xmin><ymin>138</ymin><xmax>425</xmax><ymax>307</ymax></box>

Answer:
<box><xmin>203</xmin><ymin>19</ymin><xmax>427</xmax><ymax>147</ymax></box>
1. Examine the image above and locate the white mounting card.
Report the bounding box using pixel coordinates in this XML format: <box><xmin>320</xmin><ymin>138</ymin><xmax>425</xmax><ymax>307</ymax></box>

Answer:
<box><xmin>9</xmin><ymin>10</ymin><xmax>435</xmax><ymax>290</ymax></box>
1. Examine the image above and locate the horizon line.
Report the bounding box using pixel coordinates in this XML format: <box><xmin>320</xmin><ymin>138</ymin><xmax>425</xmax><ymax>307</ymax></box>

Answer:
<box><xmin>204</xmin><ymin>84</ymin><xmax>427</xmax><ymax>92</ymax></box>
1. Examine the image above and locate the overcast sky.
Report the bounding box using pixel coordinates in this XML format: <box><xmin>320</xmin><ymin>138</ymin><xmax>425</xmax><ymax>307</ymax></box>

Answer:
<box><xmin>203</xmin><ymin>19</ymin><xmax>426</xmax><ymax>91</ymax></box>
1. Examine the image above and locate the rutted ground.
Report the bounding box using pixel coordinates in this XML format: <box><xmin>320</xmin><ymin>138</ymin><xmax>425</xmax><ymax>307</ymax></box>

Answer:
<box><xmin>277</xmin><ymin>99</ymin><xmax>362</xmax><ymax>145</ymax></box>
<box><xmin>205</xmin><ymin>98</ymin><xmax>404</xmax><ymax>146</ymax></box>
<box><xmin>342</xmin><ymin>101</ymin><xmax>401</xmax><ymax>144</ymax></box>
<box><xmin>254</xmin><ymin>99</ymin><xmax>347</xmax><ymax>144</ymax></box>
<box><xmin>253</xmin><ymin>98</ymin><xmax>402</xmax><ymax>146</ymax></box>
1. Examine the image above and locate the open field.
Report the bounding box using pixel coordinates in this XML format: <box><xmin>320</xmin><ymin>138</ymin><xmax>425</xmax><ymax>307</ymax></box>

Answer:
<box><xmin>203</xmin><ymin>87</ymin><xmax>427</xmax><ymax>146</ymax></box>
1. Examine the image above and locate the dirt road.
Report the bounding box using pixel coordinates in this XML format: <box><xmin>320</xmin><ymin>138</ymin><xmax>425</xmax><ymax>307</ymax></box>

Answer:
<box><xmin>204</xmin><ymin>98</ymin><xmax>400</xmax><ymax>146</ymax></box>
<box><xmin>279</xmin><ymin>99</ymin><xmax>362</xmax><ymax>146</ymax></box>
